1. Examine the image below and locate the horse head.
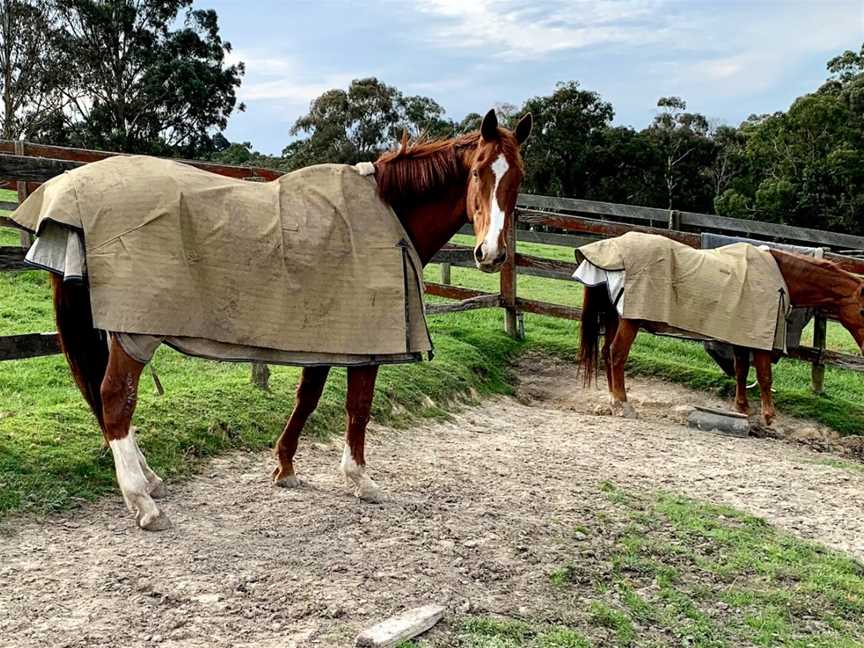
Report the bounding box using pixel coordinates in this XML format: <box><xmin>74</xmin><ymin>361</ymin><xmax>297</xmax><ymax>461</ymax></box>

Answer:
<box><xmin>466</xmin><ymin>109</ymin><xmax>532</xmax><ymax>273</ymax></box>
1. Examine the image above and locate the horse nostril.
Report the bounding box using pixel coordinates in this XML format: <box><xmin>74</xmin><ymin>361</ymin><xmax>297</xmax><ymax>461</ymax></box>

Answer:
<box><xmin>494</xmin><ymin>250</ymin><xmax>506</xmax><ymax>266</ymax></box>
<box><xmin>474</xmin><ymin>244</ymin><xmax>485</xmax><ymax>263</ymax></box>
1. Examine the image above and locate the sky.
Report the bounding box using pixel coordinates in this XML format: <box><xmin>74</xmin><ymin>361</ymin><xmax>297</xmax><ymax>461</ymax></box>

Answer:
<box><xmin>199</xmin><ymin>0</ymin><xmax>864</xmax><ymax>155</ymax></box>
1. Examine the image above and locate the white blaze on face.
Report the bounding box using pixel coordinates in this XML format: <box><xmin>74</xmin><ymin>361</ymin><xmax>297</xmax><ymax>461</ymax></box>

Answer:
<box><xmin>481</xmin><ymin>154</ymin><xmax>510</xmax><ymax>262</ymax></box>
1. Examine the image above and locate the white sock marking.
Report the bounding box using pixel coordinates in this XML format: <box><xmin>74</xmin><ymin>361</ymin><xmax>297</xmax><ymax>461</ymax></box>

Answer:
<box><xmin>340</xmin><ymin>444</ymin><xmax>381</xmax><ymax>500</ymax></box>
<box><xmin>109</xmin><ymin>434</ymin><xmax>161</xmax><ymax>524</ymax></box>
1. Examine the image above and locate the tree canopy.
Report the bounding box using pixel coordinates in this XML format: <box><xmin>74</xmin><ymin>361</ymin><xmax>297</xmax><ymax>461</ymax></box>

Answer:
<box><xmin>0</xmin><ymin>0</ymin><xmax>243</xmax><ymax>156</ymax></box>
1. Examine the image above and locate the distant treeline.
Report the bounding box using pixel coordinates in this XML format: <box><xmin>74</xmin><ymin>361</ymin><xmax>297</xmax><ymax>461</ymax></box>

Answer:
<box><xmin>217</xmin><ymin>45</ymin><xmax>864</xmax><ymax>235</ymax></box>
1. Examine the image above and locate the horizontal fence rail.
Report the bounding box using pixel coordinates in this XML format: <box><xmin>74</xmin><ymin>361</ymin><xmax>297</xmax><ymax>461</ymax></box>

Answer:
<box><xmin>1</xmin><ymin>140</ymin><xmax>863</xmax><ymax>396</ymax></box>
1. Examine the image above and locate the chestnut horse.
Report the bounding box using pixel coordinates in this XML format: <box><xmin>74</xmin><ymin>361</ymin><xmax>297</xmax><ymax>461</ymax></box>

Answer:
<box><xmin>579</xmin><ymin>248</ymin><xmax>864</xmax><ymax>424</ymax></box>
<box><xmin>53</xmin><ymin>109</ymin><xmax>532</xmax><ymax>530</ymax></box>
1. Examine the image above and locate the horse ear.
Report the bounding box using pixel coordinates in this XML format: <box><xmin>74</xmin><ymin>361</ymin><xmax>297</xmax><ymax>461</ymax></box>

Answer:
<box><xmin>514</xmin><ymin>113</ymin><xmax>533</xmax><ymax>145</ymax></box>
<box><xmin>480</xmin><ymin>109</ymin><xmax>498</xmax><ymax>142</ymax></box>
<box><xmin>399</xmin><ymin>129</ymin><xmax>409</xmax><ymax>152</ymax></box>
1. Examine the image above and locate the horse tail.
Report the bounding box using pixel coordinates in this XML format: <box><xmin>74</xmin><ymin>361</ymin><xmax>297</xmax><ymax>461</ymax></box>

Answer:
<box><xmin>52</xmin><ymin>275</ymin><xmax>109</xmax><ymax>431</ymax></box>
<box><xmin>579</xmin><ymin>285</ymin><xmax>613</xmax><ymax>386</ymax></box>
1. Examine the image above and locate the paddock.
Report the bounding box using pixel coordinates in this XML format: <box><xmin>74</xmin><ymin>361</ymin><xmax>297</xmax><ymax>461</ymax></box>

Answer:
<box><xmin>1</xmin><ymin>359</ymin><xmax>863</xmax><ymax>646</ymax></box>
<box><xmin>2</xmin><ymin>143</ymin><xmax>864</xmax><ymax>646</ymax></box>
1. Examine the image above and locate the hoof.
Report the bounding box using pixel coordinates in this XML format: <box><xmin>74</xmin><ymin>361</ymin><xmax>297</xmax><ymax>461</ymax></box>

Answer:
<box><xmin>621</xmin><ymin>402</ymin><xmax>639</xmax><ymax>419</ymax></box>
<box><xmin>148</xmin><ymin>479</ymin><xmax>168</xmax><ymax>499</ymax></box>
<box><xmin>272</xmin><ymin>466</ymin><xmax>301</xmax><ymax>488</ymax></box>
<box><xmin>355</xmin><ymin>480</ymin><xmax>383</xmax><ymax>503</ymax></box>
<box><xmin>274</xmin><ymin>474</ymin><xmax>301</xmax><ymax>488</ymax></box>
<box><xmin>138</xmin><ymin>509</ymin><xmax>172</xmax><ymax>531</ymax></box>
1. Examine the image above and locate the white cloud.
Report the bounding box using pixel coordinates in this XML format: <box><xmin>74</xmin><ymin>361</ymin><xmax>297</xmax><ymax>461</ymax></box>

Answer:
<box><xmin>413</xmin><ymin>0</ymin><xmax>670</xmax><ymax>60</ymax></box>
<box><xmin>226</xmin><ymin>49</ymin><xmax>356</xmax><ymax>104</ymax></box>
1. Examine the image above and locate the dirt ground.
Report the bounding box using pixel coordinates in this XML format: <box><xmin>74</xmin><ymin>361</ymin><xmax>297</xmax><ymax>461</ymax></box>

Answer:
<box><xmin>2</xmin><ymin>355</ymin><xmax>864</xmax><ymax>647</ymax></box>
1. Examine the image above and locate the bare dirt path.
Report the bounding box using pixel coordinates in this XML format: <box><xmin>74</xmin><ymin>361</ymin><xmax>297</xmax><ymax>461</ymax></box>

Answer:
<box><xmin>2</xmin><ymin>356</ymin><xmax>863</xmax><ymax>647</ymax></box>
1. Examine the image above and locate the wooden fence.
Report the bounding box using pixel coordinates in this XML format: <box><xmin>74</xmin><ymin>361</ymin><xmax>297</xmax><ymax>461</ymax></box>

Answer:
<box><xmin>2</xmin><ymin>141</ymin><xmax>864</xmax><ymax>395</ymax></box>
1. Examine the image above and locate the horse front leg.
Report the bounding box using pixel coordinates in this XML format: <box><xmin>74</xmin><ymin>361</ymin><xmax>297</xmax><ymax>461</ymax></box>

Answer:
<box><xmin>732</xmin><ymin>346</ymin><xmax>751</xmax><ymax>415</ymax></box>
<box><xmin>752</xmin><ymin>351</ymin><xmax>776</xmax><ymax>425</ymax></box>
<box><xmin>340</xmin><ymin>365</ymin><xmax>382</xmax><ymax>501</ymax></box>
<box><xmin>102</xmin><ymin>337</ymin><xmax>170</xmax><ymax>531</ymax></box>
<box><xmin>273</xmin><ymin>365</ymin><xmax>331</xmax><ymax>487</ymax></box>
<box><xmin>609</xmin><ymin>319</ymin><xmax>639</xmax><ymax>419</ymax></box>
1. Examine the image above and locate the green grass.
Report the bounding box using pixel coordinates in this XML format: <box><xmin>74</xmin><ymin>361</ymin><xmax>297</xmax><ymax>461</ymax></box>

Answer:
<box><xmin>455</xmin><ymin>618</ymin><xmax>592</xmax><ymax>648</ymax></box>
<box><xmin>461</xmin><ymin>483</ymin><xmax>864</xmax><ymax>647</ymax></box>
<box><xmin>1</xmin><ymin>222</ymin><xmax>863</xmax><ymax>516</ymax></box>
<box><xmin>1</xmin><ymin>188</ymin><xmax>21</xmax><ymax>245</ymax></box>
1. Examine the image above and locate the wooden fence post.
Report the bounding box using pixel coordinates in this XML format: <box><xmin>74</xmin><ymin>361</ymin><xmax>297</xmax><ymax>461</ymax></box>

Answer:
<box><xmin>13</xmin><ymin>140</ymin><xmax>32</xmax><ymax>248</ymax></box>
<box><xmin>251</xmin><ymin>361</ymin><xmax>270</xmax><ymax>390</ymax></box>
<box><xmin>440</xmin><ymin>262</ymin><xmax>451</xmax><ymax>285</ymax></box>
<box><xmin>501</xmin><ymin>214</ymin><xmax>521</xmax><ymax>339</ymax></box>
<box><xmin>811</xmin><ymin>313</ymin><xmax>827</xmax><ymax>394</ymax></box>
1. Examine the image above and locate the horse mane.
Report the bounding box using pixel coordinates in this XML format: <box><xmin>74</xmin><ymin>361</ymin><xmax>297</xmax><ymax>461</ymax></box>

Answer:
<box><xmin>373</xmin><ymin>129</ymin><xmax>521</xmax><ymax>207</ymax></box>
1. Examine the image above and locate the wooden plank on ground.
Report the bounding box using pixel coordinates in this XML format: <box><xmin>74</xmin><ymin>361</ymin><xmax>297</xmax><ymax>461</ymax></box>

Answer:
<box><xmin>0</xmin><ymin>333</ymin><xmax>61</xmax><ymax>360</ymax></box>
<box><xmin>354</xmin><ymin>604</ymin><xmax>445</xmax><ymax>648</ymax></box>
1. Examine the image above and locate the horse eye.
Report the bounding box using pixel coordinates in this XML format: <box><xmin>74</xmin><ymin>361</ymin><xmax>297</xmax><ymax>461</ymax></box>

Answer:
<box><xmin>472</xmin><ymin>169</ymin><xmax>479</xmax><ymax>178</ymax></box>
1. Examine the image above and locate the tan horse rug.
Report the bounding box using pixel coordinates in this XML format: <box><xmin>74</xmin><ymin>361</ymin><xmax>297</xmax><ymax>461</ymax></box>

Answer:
<box><xmin>12</xmin><ymin>156</ymin><xmax>432</xmax><ymax>364</ymax></box>
<box><xmin>574</xmin><ymin>232</ymin><xmax>790</xmax><ymax>351</ymax></box>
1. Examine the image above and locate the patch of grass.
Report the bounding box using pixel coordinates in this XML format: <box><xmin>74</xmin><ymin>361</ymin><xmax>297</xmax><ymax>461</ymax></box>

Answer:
<box><xmin>554</xmin><ymin>482</ymin><xmax>864</xmax><ymax>647</ymax></box>
<box><xmin>803</xmin><ymin>457</ymin><xmax>864</xmax><ymax>474</ymax></box>
<box><xmin>1</xmin><ymin>188</ymin><xmax>21</xmax><ymax>245</ymax></box>
<box><xmin>460</xmin><ymin>484</ymin><xmax>864</xmax><ymax>646</ymax></box>
<box><xmin>459</xmin><ymin>617</ymin><xmax>591</xmax><ymax>648</ymax></box>
<box><xmin>588</xmin><ymin>602</ymin><xmax>635</xmax><ymax>644</ymax></box>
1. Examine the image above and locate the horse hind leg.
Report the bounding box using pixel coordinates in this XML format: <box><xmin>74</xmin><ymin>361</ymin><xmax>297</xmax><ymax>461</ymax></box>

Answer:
<box><xmin>752</xmin><ymin>351</ymin><xmax>776</xmax><ymax>426</ymax></box>
<box><xmin>102</xmin><ymin>337</ymin><xmax>170</xmax><ymax>530</ymax></box>
<box><xmin>609</xmin><ymin>320</ymin><xmax>639</xmax><ymax>419</ymax></box>
<box><xmin>340</xmin><ymin>365</ymin><xmax>382</xmax><ymax>501</ymax></box>
<box><xmin>130</xmin><ymin>427</ymin><xmax>167</xmax><ymax>498</ymax></box>
<box><xmin>732</xmin><ymin>346</ymin><xmax>751</xmax><ymax>416</ymax></box>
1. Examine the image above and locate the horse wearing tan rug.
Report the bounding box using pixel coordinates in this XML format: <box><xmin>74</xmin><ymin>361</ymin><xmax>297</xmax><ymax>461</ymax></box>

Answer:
<box><xmin>575</xmin><ymin>232</ymin><xmax>864</xmax><ymax>425</ymax></box>
<box><xmin>12</xmin><ymin>109</ymin><xmax>532</xmax><ymax>530</ymax></box>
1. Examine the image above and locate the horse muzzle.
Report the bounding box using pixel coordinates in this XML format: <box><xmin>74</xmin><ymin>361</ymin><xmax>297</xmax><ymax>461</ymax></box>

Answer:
<box><xmin>474</xmin><ymin>243</ymin><xmax>507</xmax><ymax>273</ymax></box>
